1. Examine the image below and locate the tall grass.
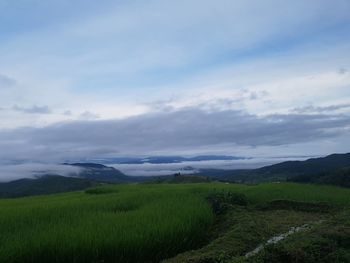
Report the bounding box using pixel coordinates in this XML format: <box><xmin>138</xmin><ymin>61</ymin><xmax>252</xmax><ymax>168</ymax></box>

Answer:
<box><xmin>0</xmin><ymin>183</ymin><xmax>349</xmax><ymax>262</ymax></box>
<box><xmin>178</xmin><ymin>182</ymin><xmax>350</xmax><ymax>206</ymax></box>
<box><xmin>0</xmin><ymin>185</ymin><xmax>213</xmax><ymax>263</ymax></box>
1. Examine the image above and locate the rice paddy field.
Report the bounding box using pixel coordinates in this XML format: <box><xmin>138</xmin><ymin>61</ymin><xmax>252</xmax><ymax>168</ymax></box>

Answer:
<box><xmin>1</xmin><ymin>183</ymin><xmax>350</xmax><ymax>263</ymax></box>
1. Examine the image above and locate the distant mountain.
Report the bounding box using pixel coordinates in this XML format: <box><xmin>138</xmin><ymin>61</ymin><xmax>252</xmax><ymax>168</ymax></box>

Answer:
<box><xmin>149</xmin><ymin>174</ymin><xmax>212</xmax><ymax>184</ymax></box>
<box><xmin>0</xmin><ymin>163</ymin><xmax>161</xmax><ymax>198</ymax></box>
<box><xmin>58</xmin><ymin>153</ymin><xmax>350</xmax><ymax>186</ymax></box>
<box><xmin>256</xmin><ymin>153</ymin><xmax>350</xmax><ymax>175</ymax></box>
<box><xmin>0</xmin><ymin>163</ymin><xmax>150</xmax><ymax>198</ymax></box>
<box><xmin>198</xmin><ymin>153</ymin><xmax>350</xmax><ymax>187</ymax></box>
<box><xmin>65</xmin><ymin>163</ymin><xmax>169</xmax><ymax>183</ymax></box>
<box><xmin>85</xmin><ymin>155</ymin><xmax>247</xmax><ymax>164</ymax></box>
<box><xmin>65</xmin><ymin>163</ymin><xmax>134</xmax><ymax>183</ymax></box>
<box><xmin>2</xmin><ymin>153</ymin><xmax>349</xmax><ymax>198</ymax></box>
<box><xmin>0</xmin><ymin>175</ymin><xmax>100</xmax><ymax>198</ymax></box>
<box><xmin>68</xmin><ymin>163</ymin><xmax>112</xmax><ymax>169</ymax></box>
<box><xmin>290</xmin><ymin>167</ymin><xmax>350</xmax><ymax>187</ymax></box>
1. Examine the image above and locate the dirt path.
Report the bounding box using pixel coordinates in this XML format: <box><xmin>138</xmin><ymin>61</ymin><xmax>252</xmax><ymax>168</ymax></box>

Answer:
<box><xmin>245</xmin><ymin>220</ymin><xmax>323</xmax><ymax>258</ymax></box>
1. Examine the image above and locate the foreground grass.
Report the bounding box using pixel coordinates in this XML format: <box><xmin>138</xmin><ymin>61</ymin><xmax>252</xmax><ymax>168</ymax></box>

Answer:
<box><xmin>164</xmin><ymin>183</ymin><xmax>350</xmax><ymax>263</ymax></box>
<box><xmin>247</xmin><ymin>209</ymin><xmax>350</xmax><ymax>263</ymax></box>
<box><xmin>0</xmin><ymin>183</ymin><xmax>350</xmax><ymax>262</ymax></box>
<box><xmin>0</xmin><ymin>185</ymin><xmax>213</xmax><ymax>263</ymax></box>
<box><xmin>164</xmin><ymin>208</ymin><xmax>329</xmax><ymax>263</ymax></box>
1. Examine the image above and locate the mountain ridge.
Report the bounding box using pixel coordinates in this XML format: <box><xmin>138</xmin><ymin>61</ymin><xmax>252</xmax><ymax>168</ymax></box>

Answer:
<box><xmin>198</xmin><ymin>152</ymin><xmax>350</xmax><ymax>186</ymax></box>
<box><xmin>1</xmin><ymin>152</ymin><xmax>349</xmax><ymax>198</ymax></box>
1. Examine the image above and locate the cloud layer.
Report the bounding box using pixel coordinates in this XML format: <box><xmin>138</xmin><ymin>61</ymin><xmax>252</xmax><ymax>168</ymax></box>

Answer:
<box><xmin>0</xmin><ymin>108</ymin><xmax>349</xmax><ymax>163</ymax></box>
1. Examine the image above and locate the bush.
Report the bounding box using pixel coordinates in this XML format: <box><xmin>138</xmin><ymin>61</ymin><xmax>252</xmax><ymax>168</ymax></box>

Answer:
<box><xmin>206</xmin><ymin>190</ymin><xmax>248</xmax><ymax>214</ymax></box>
<box><xmin>257</xmin><ymin>199</ymin><xmax>332</xmax><ymax>213</ymax></box>
<box><xmin>85</xmin><ymin>187</ymin><xmax>118</xmax><ymax>195</ymax></box>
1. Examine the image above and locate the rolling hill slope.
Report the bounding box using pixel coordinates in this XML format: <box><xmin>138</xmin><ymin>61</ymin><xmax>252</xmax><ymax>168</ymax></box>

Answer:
<box><xmin>0</xmin><ymin>175</ymin><xmax>99</xmax><ymax>198</ymax></box>
<box><xmin>198</xmin><ymin>153</ymin><xmax>350</xmax><ymax>186</ymax></box>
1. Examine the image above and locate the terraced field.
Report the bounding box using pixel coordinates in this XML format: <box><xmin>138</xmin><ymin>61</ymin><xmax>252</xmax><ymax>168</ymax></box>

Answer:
<box><xmin>0</xmin><ymin>183</ymin><xmax>349</xmax><ymax>262</ymax></box>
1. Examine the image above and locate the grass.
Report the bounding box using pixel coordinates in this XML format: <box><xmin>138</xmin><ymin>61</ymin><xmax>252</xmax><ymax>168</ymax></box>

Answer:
<box><xmin>0</xmin><ymin>185</ymin><xmax>213</xmax><ymax>263</ymax></box>
<box><xmin>164</xmin><ymin>208</ymin><xmax>328</xmax><ymax>263</ymax></box>
<box><xmin>0</xmin><ymin>182</ymin><xmax>350</xmax><ymax>262</ymax></box>
<box><xmin>247</xmin><ymin>210</ymin><xmax>350</xmax><ymax>263</ymax></box>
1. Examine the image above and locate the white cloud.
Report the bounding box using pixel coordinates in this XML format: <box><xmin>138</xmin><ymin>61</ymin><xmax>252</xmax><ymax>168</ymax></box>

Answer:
<box><xmin>13</xmin><ymin>105</ymin><xmax>52</xmax><ymax>114</ymax></box>
<box><xmin>111</xmin><ymin>157</ymin><xmax>307</xmax><ymax>176</ymax></box>
<box><xmin>0</xmin><ymin>0</ymin><xmax>348</xmax><ymax>175</ymax></box>
<box><xmin>0</xmin><ymin>73</ymin><xmax>16</xmax><ymax>88</ymax></box>
<box><xmin>0</xmin><ymin>163</ymin><xmax>82</xmax><ymax>182</ymax></box>
<box><xmin>0</xmin><ymin>0</ymin><xmax>349</xmax><ymax>126</ymax></box>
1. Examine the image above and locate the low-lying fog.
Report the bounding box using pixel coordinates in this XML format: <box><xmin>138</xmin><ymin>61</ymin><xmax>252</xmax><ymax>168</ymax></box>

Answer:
<box><xmin>110</xmin><ymin>157</ymin><xmax>307</xmax><ymax>176</ymax></box>
<box><xmin>0</xmin><ymin>164</ymin><xmax>82</xmax><ymax>182</ymax></box>
<box><xmin>0</xmin><ymin>156</ymin><xmax>312</xmax><ymax>182</ymax></box>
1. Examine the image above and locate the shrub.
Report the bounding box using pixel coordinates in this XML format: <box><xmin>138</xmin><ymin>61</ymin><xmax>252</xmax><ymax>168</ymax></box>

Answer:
<box><xmin>206</xmin><ymin>190</ymin><xmax>248</xmax><ymax>214</ymax></box>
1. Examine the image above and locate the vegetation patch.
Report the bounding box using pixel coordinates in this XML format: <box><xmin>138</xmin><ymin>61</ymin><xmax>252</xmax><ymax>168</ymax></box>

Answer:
<box><xmin>1</xmin><ymin>183</ymin><xmax>350</xmax><ymax>262</ymax></box>
<box><xmin>206</xmin><ymin>190</ymin><xmax>248</xmax><ymax>214</ymax></box>
<box><xmin>0</xmin><ymin>185</ymin><xmax>213</xmax><ymax>263</ymax></box>
<box><xmin>85</xmin><ymin>186</ymin><xmax>118</xmax><ymax>195</ymax></box>
<box><xmin>256</xmin><ymin>199</ymin><xmax>333</xmax><ymax>213</ymax></box>
<box><xmin>248</xmin><ymin>210</ymin><xmax>350</xmax><ymax>263</ymax></box>
<box><xmin>164</xmin><ymin>208</ymin><xmax>326</xmax><ymax>263</ymax></box>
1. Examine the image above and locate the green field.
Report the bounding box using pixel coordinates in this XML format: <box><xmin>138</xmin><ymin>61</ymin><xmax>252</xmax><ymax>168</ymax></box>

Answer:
<box><xmin>1</xmin><ymin>183</ymin><xmax>350</xmax><ymax>263</ymax></box>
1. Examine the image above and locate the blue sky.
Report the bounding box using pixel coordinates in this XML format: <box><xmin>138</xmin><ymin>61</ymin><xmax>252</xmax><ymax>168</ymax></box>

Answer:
<box><xmin>0</xmin><ymin>0</ymin><xmax>350</xmax><ymax>166</ymax></box>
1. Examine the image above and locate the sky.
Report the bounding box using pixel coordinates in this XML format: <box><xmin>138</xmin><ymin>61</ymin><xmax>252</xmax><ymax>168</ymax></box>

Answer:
<box><xmin>0</xmin><ymin>0</ymin><xmax>350</xmax><ymax>172</ymax></box>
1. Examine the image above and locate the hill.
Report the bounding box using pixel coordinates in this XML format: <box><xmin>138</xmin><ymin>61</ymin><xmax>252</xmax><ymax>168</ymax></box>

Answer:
<box><xmin>1</xmin><ymin>153</ymin><xmax>349</xmax><ymax>198</ymax></box>
<box><xmin>290</xmin><ymin>167</ymin><xmax>350</xmax><ymax>187</ymax></box>
<box><xmin>149</xmin><ymin>173</ymin><xmax>212</xmax><ymax>184</ymax></box>
<box><xmin>66</xmin><ymin>163</ymin><xmax>134</xmax><ymax>183</ymax></box>
<box><xmin>197</xmin><ymin>153</ymin><xmax>350</xmax><ymax>186</ymax></box>
<box><xmin>0</xmin><ymin>163</ymin><xmax>167</xmax><ymax>198</ymax></box>
<box><xmin>256</xmin><ymin>153</ymin><xmax>350</xmax><ymax>175</ymax></box>
<box><xmin>0</xmin><ymin>175</ymin><xmax>99</xmax><ymax>198</ymax></box>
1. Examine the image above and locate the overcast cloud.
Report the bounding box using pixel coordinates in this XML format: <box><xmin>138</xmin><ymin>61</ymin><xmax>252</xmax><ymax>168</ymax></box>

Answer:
<box><xmin>0</xmin><ymin>108</ymin><xmax>348</xmax><ymax>164</ymax></box>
